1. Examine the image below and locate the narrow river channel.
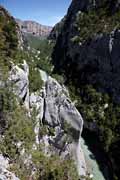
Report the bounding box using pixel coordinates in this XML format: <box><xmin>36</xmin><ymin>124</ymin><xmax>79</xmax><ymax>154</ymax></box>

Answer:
<box><xmin>81</xmin><ymin>130</ymin><xmax>113</xmax><ymax>180</ymax></box>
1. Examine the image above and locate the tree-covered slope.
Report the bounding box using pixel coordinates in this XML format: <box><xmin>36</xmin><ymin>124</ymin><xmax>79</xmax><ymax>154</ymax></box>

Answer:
<box><xmin>0</xmin><ymin>6</ymin><xmax>87</xmax><ymax>180</ymax></box>
<box><xmin>52</xmin><ymin>0</ymin><xmax>120</xmax><ymax>179</ymax></box>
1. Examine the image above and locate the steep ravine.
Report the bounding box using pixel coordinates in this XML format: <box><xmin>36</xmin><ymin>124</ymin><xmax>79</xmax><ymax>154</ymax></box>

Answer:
<box><xmin>81</xmin><ymin>132</ymin><xmax>113</xmax><ymax>180</ymax></box>
<box><xmin>0</xmin><ymin>4</ymin><xmax>116</xmax><ymax>179</ymax></box>
<box><xmin>39</xmin><ymin>70</ymin><xmax>87</xmax><ymax>176</ymax></box>
<box><xmin>2</xmin><ymin>61</ymin><xmax>87</xmax><ymax>179</ymax></box>
<box><xmin>51</xmin><ymin>0</ymin><xmax>120</xmax><ymax>179</ymax></box>
<box><xmin>1</xmin><ymin>60</ymin><xmax>112</xmax><ymax>179</ymax></box>
<box><xmin>40</xmin><ymin>70</ymin><xmax>112</xmax><ymax>180</ymax></box>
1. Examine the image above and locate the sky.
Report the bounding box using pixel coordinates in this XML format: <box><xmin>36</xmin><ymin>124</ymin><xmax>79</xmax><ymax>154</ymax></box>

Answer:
<box><xmin>0</xmin><ymin>0</ymin><xmax>71</xmax><ymax>26</ymax></box>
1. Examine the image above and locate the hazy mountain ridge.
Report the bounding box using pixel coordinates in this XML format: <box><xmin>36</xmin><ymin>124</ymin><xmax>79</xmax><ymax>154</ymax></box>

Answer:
<box><xmin>16</xmin><ymin>19</ymin><xmax>52</xmax><ymax>37</ymax></box>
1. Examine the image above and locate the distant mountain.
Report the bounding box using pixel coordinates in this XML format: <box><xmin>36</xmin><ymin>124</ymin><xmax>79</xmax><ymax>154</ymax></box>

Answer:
<box><xmin>16</xmin><ymin>19</ymin><xmax>52</xmax><ymax>37</ymax></box>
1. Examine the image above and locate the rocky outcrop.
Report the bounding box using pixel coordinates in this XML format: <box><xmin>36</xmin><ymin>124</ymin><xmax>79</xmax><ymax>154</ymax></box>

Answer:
<box><xmin>0</xmin><ymin>155</ymin><xmax>19</xmax><ymax>180</ymax></box>
<box><xmin>42</xmin><ymin>72</ymin><xmax>86</xmax><ymax>175</ymax></box>
<box><xmin>52</xmin><ymin>0</ymin><xmax>120</xmax><ymax>103</ymax></box>
<box><xmin>16</xmin><ymin>19</ymin><xmax>52</xmax><ymax>37</ymax></box>
<box><xmin>30</xmin><ymin>70</ymin><xmax>86</xmax><ymax>176</ymax></box>
<box><xmin>7</xmin><ymin>64</ymin><xmax>87</xmax><ymax>176</ymax></box>
<box><xmin>51</xmin><ymin>1</ymin><xmax>120</xmax><ymax>178</ymax></box>
<box><xmin>9</xmin><ymin>60</ymin><xmax>29</xmax><ymax>109</ymax></box>
<box><xmin>0</xmin><ymin>5</ymin><xmax>87</xmax><ymax>179</ymax></box>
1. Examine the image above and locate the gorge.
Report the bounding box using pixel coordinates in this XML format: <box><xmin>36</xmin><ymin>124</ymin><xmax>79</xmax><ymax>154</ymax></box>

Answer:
<box><xmin>0</xmin><ymin>0</ymin><xmax>120</xmax><ymax>180</ymax></box>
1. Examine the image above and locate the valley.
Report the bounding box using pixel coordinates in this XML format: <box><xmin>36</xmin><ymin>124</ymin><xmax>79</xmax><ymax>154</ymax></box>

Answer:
<box><xmin>0</xmin><ymin>0</ymin><xmax>120</xmax><ymax>179</ymax></box>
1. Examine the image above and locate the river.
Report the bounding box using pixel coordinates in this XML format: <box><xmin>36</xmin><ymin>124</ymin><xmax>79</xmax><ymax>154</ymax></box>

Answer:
<box><xmin>81</xmin><ymin>130</ymin><xmax>113</xmax><ymax>180</ymax></box>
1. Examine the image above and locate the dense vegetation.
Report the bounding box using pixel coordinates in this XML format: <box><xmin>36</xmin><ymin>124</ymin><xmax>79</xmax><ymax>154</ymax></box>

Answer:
<box><xmin>35</xmin><ymin>39</ymin><xmax>54</xmax><ymax>74</ymax></box>
<box><xmin>0</xmin><ymin>7</ymin><xmax>18</xmax><ymax>58</ymax></box>
<box><xmin>0</xmin><ymin>6</ymin><xmax>83</xmax><ymax>180</ymax></box>
<box><xmin>68</xmin><ymin>2</ymin><xmax>120</xmax><ymax>179</ymax></box>
<box><xmin>50</xmin><ymin>1</ymin><xmax>120</xmax><ymax>179</ymax></box>
<box><xmin>68</xmin><ymin>82</ymin><xmax>120</xmax><ymax>179</ymax></box>
<box><xmin>2</xmin><ymin>2</ymin><xmax>120</xmax><ymax>179</ymax></box>
<box><xmin>73</xmin><ymin>1</ymin><xmax>120</xmax><ymax>44</ymax></box>
<box><xmin>24</xmin><ymin>34</ymin><xmax>46</xmax><ymax>49</ymax></box>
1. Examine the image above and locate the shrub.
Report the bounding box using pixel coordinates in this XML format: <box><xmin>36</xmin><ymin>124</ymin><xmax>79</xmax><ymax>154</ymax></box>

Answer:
<box><xmin>32</xmin><ymin>150</ymin><xmax>79</xmax><ymax>180</ymax></box>
<box><xmin>0</xmin><ymin>9</ymin><xmax>18</xmax><ymax>58</ymax></box>
<box><xmin>0</xmin><ymin>104</ymin><xmax>35</xmax><ymax>158</ymax></box>
<box><xmin>29</xmin><ymin>67</ymin><xmax>43</xmax><ymax>92</ymax></box>
<box><xmin>52</xmin><ymin>73</ymin><xmax>64</xmax><ymax>84</ymax></box>
<box><xmin>75</xmin><ymin>4</ymin><xmax>120</xmax><ymax>43</ymax></box>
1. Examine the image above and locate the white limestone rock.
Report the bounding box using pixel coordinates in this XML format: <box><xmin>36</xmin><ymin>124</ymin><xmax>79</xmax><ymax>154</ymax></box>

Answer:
<box><xmin>9</xmin><ymin>60</ymin><xmax>29</xmax><ymax>109</ymax></box>
<box><xmin>0</xmin><ymin>154</ymin><xmax>19</xmax><ymax>180</ymax></box>
<box><xmin>7</xmin><ymin>62</ymin><xmax>86</xmax><ymax>176</ymax></box>
<box><xmin>29</xmin><ymin>70</ymin><xmax>86</xmax><ymax>176</ymax></box>
<box><xmin>38</xmin><ymin>71</ymin><xmax>86</xmax><ymax>176</ymax></box>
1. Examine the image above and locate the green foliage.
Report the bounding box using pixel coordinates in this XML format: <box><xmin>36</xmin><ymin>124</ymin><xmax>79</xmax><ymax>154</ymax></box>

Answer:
<box><xmin>9</xmin><ymin>145</ymin><xmax>79</xmax><ymax>180</ymax></box>
<box><xmin>35</xmin><ymin>39</ymin><xmax>54</xmax><ymax>74</ymax></box>
<box><xmin>68</xmin><ymin>83</ymin><xmax>82</xmax><ymax>106</ymax></box>
<box><xmin>75</xmin><ymin>4</ymin><xmax>120</xmax><ymax>43</ymax></box>
<box><xmin>0</xmin><ymin>7</ymin><xmax>81</xmax><ymax>180</ymax></box>
<box><xmin>13</xmin><ymin>50</ymin><xmax>29</xmax><ymax>65</ymax></box>
<box><xmin>25</xmin><ymin>34</ymin><xmax>45</xmax><ymax>49</ymax></box>
<box><xmin>39</xmin><ymin>125</ymin><xmax>48</xmax><ymax>137</ymax></box>
<box><xmin>9</xmin><ymin>162</ymin><xmax>31</xmax><ymax>180</ymax></box>
<box><xmin>0</xmin><ymin>83</ymin><xmax>35</xmax><ymax>159</ymax></box>
<box><xmin>52</xmin><ymin>73</ymin><xmax>64</xmax><ymax>84</ymax></box>
<box><xmin>68</xmin><ymin>82</ymin><xmax>120</xmax><ymax>178</ymax></box>
<box><xmin>0</xmin><ymin>104</ymin><xmax>35</xmax><ymax>158</ymax></box>
<box><xmin>0</xmin><ymin>56</ymin><xmax>9</xmax><ymax>81</ymax></box>
<box><xmin>39</xmin><ymin>124</ymin><xmax>56</xmax><ymax>138</ymax></box>
<box><xmin>48</xmin><ymin>127</ymin><xmax>55</xmax><ymax>136</ymax></box>
<box><xmin>32</xmin><ymin>150</ymin><xmax>79</xmax><ymax>180</ymax></box>
<box><xmin>24</xmin><ymin>38</ymin><xmax>54</xmax><ymax>75</ymax></box>
<box><xmin>29</xmin><ymin>67</ymin><xmax>43</xmax><ymax>92</ymax></box>
<box><xmin>0</xmin><ymin>8</ymin><xmax>18</xmax><ymax>57</ymax></box>
<box><xmin>68</xmin><ymin>83</ymin><xmax>120</xmax><ymax>152</ymax></box>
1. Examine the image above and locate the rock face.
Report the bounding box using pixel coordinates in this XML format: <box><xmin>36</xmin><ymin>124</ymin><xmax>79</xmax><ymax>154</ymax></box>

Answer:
<box><xmin>40</xmin><ymin>72</ymin><xmax>86</xmax><ymax>176</ymax></box>
<box><xmin>29</xmin><ymin>70</ymin><xmax>86</xmax><ymax>176</ymax></box>
<box><xmin>49</xmin><ymin>16</ymin><xmax>66</xmax><ymax>40</ymax></box>
<box><xmin>9</xmin><ymin>61</ymin><xmax>29</xmax><ymax>109</ymax></box>
<box><xmin>8</xmin><ymin>64</ymin><xmax>87</xmax><ymax>176</ymax></box>
<box><xmin>16</xmin><ymin>19</ymin><xmax>52</xmax><ymax>37</ymax></box>
<box><xmin>0</xmin><ymin>5</ymin><xmax>86</xmax><ymax>179</ymax></box>
<box><xmin>52</xmin><ymin>0</ymin><xmax>120</xmax><ymax>103</ymax></box>
<box><xmin>0</xmin><ymin>155</ymin><xmax>19</xmax><ymax>180</ymax></box>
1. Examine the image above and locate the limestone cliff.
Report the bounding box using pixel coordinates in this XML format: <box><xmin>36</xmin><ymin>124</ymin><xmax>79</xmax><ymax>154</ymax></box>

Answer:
<box><xmin>8</xmin><ymin>63</ymin><xmax>86</xmax><ymax>177</ymax></box>
<box><xmin>0</xmin><ymin>6</ymin><xmax>87</xmax><ymax>179</ymax></box>
<box><xmin>52</xmin><ymin>0</ymin><xmax>120</xmax><ymax>103</ymax></box>
<box><xmin>52</xmin><ymin>0</ymin><xmax>120</xmax><ymax>179</ymax></box>
<box><xmin>16</xmin><ymin>19</ymin><xmax>52</xmax><ymax>37</ymax></box>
